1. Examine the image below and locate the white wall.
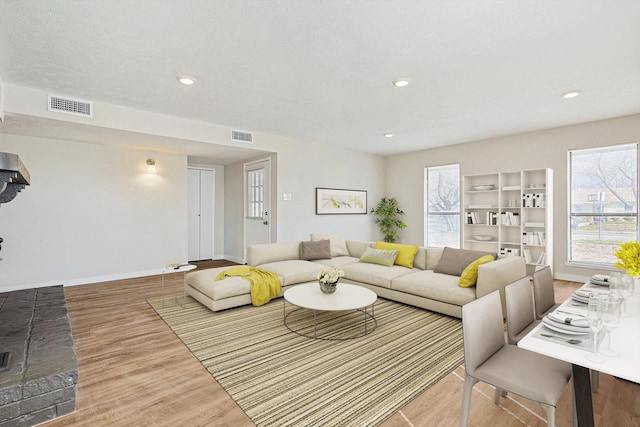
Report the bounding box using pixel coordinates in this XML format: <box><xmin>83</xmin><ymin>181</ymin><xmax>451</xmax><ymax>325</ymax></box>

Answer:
<box><xmin>0</xmin><ymin>134</ymin><xmax>188</xmax><ymax>290</ymax></box>
<box><xmin>386</xmin><ymin>113</ymin><xmax>640</xmax><ymax>282</ymax></box>
<box><xmin>222</xmin><ymin>137</ymin><xmax>387</xmax><ymax>262</ymax></box>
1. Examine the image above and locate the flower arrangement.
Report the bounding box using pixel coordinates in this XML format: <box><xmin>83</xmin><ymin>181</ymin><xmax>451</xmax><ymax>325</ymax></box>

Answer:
<box><xmin>317</xmin><ymin>268</ymin><xmax>345</xmax><ymax>285</ymax></box>
<box><xmin>614</xmin><ymin>240</ymin><xmax>640</xmax><ymax>276</ymax></box>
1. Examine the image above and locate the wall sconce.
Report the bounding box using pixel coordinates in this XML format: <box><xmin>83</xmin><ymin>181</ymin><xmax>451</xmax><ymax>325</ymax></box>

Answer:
<box><xmin>146</xmin><ymin>159</ymin><xmax>157</xmax><ymax>174</ymax></box>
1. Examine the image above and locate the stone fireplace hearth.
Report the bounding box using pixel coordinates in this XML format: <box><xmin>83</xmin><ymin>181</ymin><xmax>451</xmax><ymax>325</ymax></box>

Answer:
<box><xmin>0</xmin><ymin>286</ymin><xmax>78</xmax><ymax>426</ymax></box>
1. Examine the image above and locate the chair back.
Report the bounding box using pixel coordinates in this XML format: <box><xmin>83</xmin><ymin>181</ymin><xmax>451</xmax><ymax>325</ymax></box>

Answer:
<box><xmin>533</xmin><ymin>266</ymin><xmax>555</xmax><ymax>319</ymax></box>
<box><xmin>461</xmin><ymin>290</ymin><xmax>505</xmax><ymax>377</ymax></box>
<box><xmin>505</xmin><ymin>276</ymin><xmax>536</xmax><ymax>344</ymax></box>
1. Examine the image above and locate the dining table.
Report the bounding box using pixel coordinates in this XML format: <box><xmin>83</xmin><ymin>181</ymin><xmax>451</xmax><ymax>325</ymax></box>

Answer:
<box><xmin>518</xmin><ymin>279</ymin><xmax>640</xmax><ymax>427</ymax></box>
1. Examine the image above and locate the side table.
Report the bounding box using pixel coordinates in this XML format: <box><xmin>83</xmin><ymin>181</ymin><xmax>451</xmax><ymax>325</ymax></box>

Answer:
<box><xmin>161</xmin><ymin>264</ymin><xmax>197</xmax><ymax>307</ymax></box>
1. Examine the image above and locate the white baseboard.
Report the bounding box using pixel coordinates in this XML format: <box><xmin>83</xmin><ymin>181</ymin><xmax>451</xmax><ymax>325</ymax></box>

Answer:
<box><xmin>224</xmin><ymin>254</ymin><xmax>246</xmax><ymax>264</ymax></box>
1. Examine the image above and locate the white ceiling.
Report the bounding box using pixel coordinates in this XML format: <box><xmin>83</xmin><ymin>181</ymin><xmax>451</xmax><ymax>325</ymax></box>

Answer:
<box><xmin>0</xmin><ymin>0</ymin><xmax>639</xmax><ymax>159</ymax></box>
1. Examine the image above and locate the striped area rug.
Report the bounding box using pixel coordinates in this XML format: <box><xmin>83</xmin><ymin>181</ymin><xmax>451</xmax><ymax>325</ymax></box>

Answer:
<box><xmin>147</xmin><ymin>295</ymin><xmax>463</xmax><ymax>427</ymax></box>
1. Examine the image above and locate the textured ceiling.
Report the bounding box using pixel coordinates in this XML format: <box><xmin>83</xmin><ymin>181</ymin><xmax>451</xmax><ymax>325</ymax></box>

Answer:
<box><xmin>0</xmin><ymin>0</ymin><xmax>639</xmax><ymax>158</ymax></box>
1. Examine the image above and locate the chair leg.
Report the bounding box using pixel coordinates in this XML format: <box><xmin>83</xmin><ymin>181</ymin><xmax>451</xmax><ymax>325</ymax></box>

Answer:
<box><xmin>571</xmin><ymin>380</ymin><xmax>578</xmax><ymax>427</ymax></box>
<box><xmin>544</xmin><ymin>404</ymin><xmax>556</xmax><ymax>427</ymax></box>
<box><xmin>493</xmin><ymin>387</ymin><xmax>506</xmax><ymax>404</ymax></box>
<box><xmin>460</xmin><ymin>375</ymin><xmax>478</xmax><ymax>427</ymax></box>
<box><xmin>591</xmin><ymin>369</ymin><xmax>599</xmax><ymax>392</ymax></box>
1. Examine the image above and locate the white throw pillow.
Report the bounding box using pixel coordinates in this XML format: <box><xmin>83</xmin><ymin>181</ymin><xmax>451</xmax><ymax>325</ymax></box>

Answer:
<box><xmin>310</xmin><ymin>233</ymin><xmax>349</xmax><ymax>257</ymax></box>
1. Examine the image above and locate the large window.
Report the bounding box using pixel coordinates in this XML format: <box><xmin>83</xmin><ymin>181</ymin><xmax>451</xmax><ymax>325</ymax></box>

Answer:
<box><xmin>424</xmin><ymin>164</ymin><xmax>460</xmax><ymax>247</ymax></box>
<box><xmin>568</xmin><ymin>143</ymin><xmax>638</xmax><ymax>266</ymax></box>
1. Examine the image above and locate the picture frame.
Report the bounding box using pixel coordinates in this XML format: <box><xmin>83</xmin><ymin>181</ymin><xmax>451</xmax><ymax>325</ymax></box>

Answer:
<box><xmin>315</xmin><ymin>187</ymin><xmax>367</xmax><ymax>215</ymax></box>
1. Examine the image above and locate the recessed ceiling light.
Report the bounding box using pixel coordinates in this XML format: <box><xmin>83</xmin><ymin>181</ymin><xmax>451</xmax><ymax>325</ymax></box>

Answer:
<box><xmin>562</xmin><ymin>90</ymin><xmax>581</xmax><ymax>99</ymax></box>
<box><xmin>392</xmin><ymin>79</ymin><xmax>410</xmax><ymax>88</ymax></box>
<box><xmin>177</xmin><ymin>75</ymin><xmax>197</xmax><ymax>85</ymax></box>
<box><xmin>384</xmin><ymin>133</ymin><xmax>395</xmax><ymax>138</ymax></box>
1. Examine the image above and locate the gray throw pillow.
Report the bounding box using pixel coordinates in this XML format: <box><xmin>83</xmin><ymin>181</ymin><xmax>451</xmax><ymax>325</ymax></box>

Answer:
<box><xmin>300</xmin><ymin>240</ymin><xmax>332</xmax><ymax>260</ymax></box>
<box><xmin>433</xmin><ymin>247</ymin><xmax>497</xmax><ymax>276</ymax></box>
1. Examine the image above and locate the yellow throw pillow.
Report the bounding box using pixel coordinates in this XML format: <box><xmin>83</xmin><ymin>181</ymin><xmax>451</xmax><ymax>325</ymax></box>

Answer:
<box><xmin>375</xmin><ymin>242</ymin><xmax>419</xmax><ymax>268</ymax></box>
<box><xmin>458</xmin><ymin>255</ymin><xmax>495</xmax><ymax>288</ymax></box>
<box><xmin>359</xmin><ymin>247</ymin><xmax>399</xmax><ymax>267</ymax></box>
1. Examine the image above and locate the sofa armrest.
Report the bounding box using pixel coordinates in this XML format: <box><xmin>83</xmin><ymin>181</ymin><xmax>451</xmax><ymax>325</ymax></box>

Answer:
<box><xmin>476</xmin><ymin>256</ymin><xmax>526</xmax><ymax>316</ymax></box>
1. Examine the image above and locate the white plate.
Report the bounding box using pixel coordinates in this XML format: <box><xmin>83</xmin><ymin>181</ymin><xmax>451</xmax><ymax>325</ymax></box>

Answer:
<box><xmin>473</xmin><ymin>235</ymin><xmax>494</xmax><ymax>241</ymax></box>
<box><xmin>472</xmin><ymin>184</ymin><xmax>494</xmax><ymax>191</ymax></box>
<box><xmin>543</xmin><ymin>323</ymin><xmax>592</xmax><ymax>336</ymax></box>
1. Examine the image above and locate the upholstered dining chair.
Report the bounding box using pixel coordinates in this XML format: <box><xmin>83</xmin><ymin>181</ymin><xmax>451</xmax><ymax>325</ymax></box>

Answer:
<box><xmin>533</xmin><ymin>265</ymin><xmax>600</xmax><ymax>392</ymax></box>
<box><xmin>505</xmin><ymin>276</ymin><xmax>539</xmax><ymax>345</ymax></box>
<box><xmin>460</xmin><ymin>290</ymin><xmax>573</xmax><ymax>427</ymax></box>
<box><xmin>533</xmin><ymin>266</ymin><xmax>560</xmax><ymax>320</ymax></box>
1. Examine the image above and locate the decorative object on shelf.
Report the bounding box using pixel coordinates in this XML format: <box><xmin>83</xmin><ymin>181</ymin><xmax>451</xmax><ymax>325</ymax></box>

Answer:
<box><xmin>370</xmin><ymin>197</ymin><xmax>407</xmax><ymax>243</ymax></box>
<box><xmin>614</xmin><ymin>240</ymin><xmax>640</xmax><ymax>276</ymax></box>
<box><xmin>316</xmin><ymin>187</ymin><xmax>367</xmax><ymax>214</ymax></box>
<box><xmin>472</xmin><ymin>184</ymin><xmax>495</xmax><ymax>191</ymax></box>
<box><xmin>317</xmin><ymin>268</ymin><xmax>345</xmax><ymax>294</ymax></box>
<box><xmin>473</xmin><ymin>235</ymin><xmax>494</xmax><ymax>241</ymax></box>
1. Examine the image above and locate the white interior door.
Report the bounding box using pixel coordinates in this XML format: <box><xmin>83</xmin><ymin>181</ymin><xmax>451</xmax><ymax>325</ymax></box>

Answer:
<box><xmin>244</xmin><ymin>159</ymin><xmax>271</xmax><ymax>255</ymax></box>
<box><xmin>188</xmin><ymin>168</ymin><xmax>215</xmax><ymax>261</ymax></box>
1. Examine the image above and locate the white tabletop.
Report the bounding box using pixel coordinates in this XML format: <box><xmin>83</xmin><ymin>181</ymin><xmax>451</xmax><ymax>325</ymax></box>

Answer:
<box><xmin>519</xmin><ymin>282</ymin><xmax>640</xmax><ymax>383</ymax></box>
<box><xmin>161</xmin><ymin>264</ymin><xmax>197</xmax><ymax>274</ymax></box>
<box><xmin>284</xmin><ymin>282</ymin><xmax>377</xmax><ymax>311</ymax></box>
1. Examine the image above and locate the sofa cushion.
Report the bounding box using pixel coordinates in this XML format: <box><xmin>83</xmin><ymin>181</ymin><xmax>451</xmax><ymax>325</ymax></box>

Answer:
<box><xmin>248</xmin><ymin>241</ymin><xmax>302</xmax><ymax>266</ymax></box>
<box><xmin>257</xmin><ymin>260</ymin><xmax>321</xmax><ymax>286</ymax></box>
<box><xmin>459</xmin><ymin>254</ymin><xmax>495</xmax><ymax>287</ymax></box>
<box><xmin>425</xmin><ymin>247</ymin><xmax>444</xmax><ymax>270</ymax></box>
<box><xmin>313</xmin><ymin>256</ymin><xmax>360</xmax><ymax>269</ymax></box>
<box><xmin>375</xmin><ymin>241</ymin><xmax>420</xmax><ymax>268</ymax></box>
<box><xmin>345</xmin><ymin>240</ymin><xmax>375</xmax><ymax>258</ymax></box>
<box><xmin>413</xmin><ymin>247</ymin><xmax>428</xmax><ymax>270</ymax></box>
<box><xmin>392</xmin><ymin>270</ymin><xmax>477</xmax><ymax>306</ymax></box>
<box><xmin>359</xmin><ymin>247</ymin><xmax>399</xmax><ymax>267</ymax></box>
<box><xmin>310</xmin><ymin>233</ymin><xmax>349</xmax><ymax>257</ymax></box>
<box><xmin>342</xmin><ymin>262</ymin><xmax>412</xmax><ymax>289</ymax></box>
<box><xmin>186</xmin><ymin>267</ymin><xmax>253</xmax><ymax>300</ymax></box>
<box><xmin>299</xmin><ymin>240</ymin><xmax>331</xmax><ymax>260</ymax></box>
<box><xmin>433</xmin><ymin>247</ymin><xmax>497</xmax><ymax>277</ymax></box>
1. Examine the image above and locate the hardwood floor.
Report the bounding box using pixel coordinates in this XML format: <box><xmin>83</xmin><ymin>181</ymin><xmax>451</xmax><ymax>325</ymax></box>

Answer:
<box><xmin>40</xmin><ymin>266</ymin><xmax>639</xmax><ymax>427</ymax></box>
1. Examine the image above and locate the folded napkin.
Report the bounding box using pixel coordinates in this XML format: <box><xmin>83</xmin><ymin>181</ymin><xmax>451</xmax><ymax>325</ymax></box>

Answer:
<box><xmin>590</xmin><ymin>274</ymin><xmax>610</xmax><ymax>287</ymax></box>
<box><xmin>542</xmin><ymin>312</ymin><xmax>591</xmax><ymax>334</ymax></box>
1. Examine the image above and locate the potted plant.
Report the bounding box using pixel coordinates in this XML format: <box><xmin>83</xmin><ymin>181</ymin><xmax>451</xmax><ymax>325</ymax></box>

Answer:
<box><xmin>370</xmin><ymin>197</ymin><xmax>407</xmax><ymax>243</ymax></box>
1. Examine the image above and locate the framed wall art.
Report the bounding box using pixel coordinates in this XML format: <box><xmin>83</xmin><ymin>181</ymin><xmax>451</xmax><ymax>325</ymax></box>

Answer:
<box><xmin>315</xmin><ymin>187</ymin><xmax>367</xmax><ymax>215</ymax></box>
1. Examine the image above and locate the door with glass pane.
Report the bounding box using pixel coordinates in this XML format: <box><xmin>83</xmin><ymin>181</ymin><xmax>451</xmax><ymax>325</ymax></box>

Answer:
<box><xmin>244</xmin><ymin>159</ymin><xmax>271</xmax><ymax>254</ymax></box>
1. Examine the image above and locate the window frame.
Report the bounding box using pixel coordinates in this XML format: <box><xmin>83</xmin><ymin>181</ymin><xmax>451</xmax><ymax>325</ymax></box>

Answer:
<box><xmin>424</xmin><ymin>163</ymin><xmax>461</xmax><ymax>248</ymax></box>
<box><xmin>567</xmin><ymin>142</ymin><xmax>639</xmax><ymax>268</ymax></box>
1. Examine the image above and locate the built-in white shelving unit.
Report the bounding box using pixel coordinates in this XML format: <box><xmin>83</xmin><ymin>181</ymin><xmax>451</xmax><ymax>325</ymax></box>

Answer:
<box><xmin>463</xmin><ymin>169</ymin><xmax>553</xmax><ymax>276</ymax></box>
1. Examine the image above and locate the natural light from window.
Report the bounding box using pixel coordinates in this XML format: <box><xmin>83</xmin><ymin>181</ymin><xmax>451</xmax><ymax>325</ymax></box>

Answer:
<box><xmin>568</xmin><ymin>143</ymin><xmax>639</xmax><ymax>266</ymax></box>
<box><xmin>424</xmin><ymin>164</ymin><xmax>460</xmax><ymax>247</ymax></box>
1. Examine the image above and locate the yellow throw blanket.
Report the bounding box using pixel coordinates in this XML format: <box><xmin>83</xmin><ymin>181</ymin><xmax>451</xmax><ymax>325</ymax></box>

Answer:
<box><xmin>215</xmin><ymin>266</ymin><xmax>282</xmax><ymax>307</ymax></box>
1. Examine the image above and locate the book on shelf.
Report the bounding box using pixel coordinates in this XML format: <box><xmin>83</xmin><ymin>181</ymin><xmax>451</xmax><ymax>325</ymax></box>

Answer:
<box><xmin>499</xmin><ymin>247</ymin><xmax>520</xmax><ymax>257</ymax></box>
<box><xmin>523</xmin><ymin>192</ymin><xmax>546</xmax><ymax>208</ymax></box>
<box><xmin>536</xmin><ymin>251</ymin><xmax>545</xmax><ymax>265</ymax></box>
<box><xmin>502</xmin><ymin>185</ymin><xmax>521</xmax><ymax>191</ymax></box>
<box><xmin>523</xmin><ymin>231</ymin><xmax>545</xmax><ymax>246</ymax></box>
<box><xmin>485</xmin><ymin>211</ymin><xmax>498</xmax><ymax>225</ymax></box>
<box><xmin>523</xmin><ymin>248</ymin><xmax>532</xmax><ymax>263</ymax></box>
<box><xmin>500</xmin><ymin>211</ymin><xmax>520</xmax><ymax>226</ymax></box>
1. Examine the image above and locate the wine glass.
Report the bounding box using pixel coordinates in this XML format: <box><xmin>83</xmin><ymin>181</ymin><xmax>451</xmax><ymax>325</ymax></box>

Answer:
<box><xmin>600</xmin><ymin>295</ymin><xmax>622</xmax><ymax>357</ymax></box>
<box><xmin>619</xmin><ymin>275</ymin><xmax>634</xmax><ymax>317</ymax></box>
<box><xmin>586</xmin><ymin>294</ymin><xmax>606</xmax><ymax>363</ymax></box>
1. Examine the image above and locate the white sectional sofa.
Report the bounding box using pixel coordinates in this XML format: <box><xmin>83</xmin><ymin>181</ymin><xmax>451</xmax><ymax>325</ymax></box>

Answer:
<box><xmin>185</xmin><ymin>239</ymin><xmax>526</xmax><ymax>318</ymax></box>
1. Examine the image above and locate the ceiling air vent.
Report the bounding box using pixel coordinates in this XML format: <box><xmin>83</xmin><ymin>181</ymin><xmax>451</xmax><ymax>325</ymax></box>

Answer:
<box><xmin>231</xmin><ymin>129</ymin><xmax>254</xmax><ymax>144</ymax></box>
<box><xmin>48</xmin><ymin>94</ymin><xmax>93</xmax><ymax>118</ymax></box>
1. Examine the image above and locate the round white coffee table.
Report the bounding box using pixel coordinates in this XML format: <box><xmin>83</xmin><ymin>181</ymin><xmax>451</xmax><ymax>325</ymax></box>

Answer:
<box><xmin>283</xmin><ymin>282</ymin><xmax>377</xmax><ymax>340</ymax></box>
